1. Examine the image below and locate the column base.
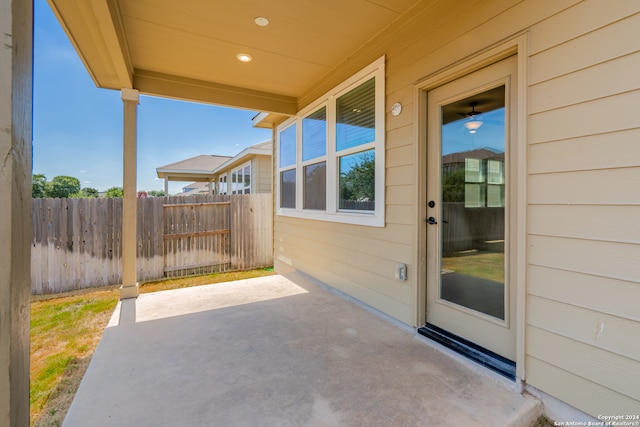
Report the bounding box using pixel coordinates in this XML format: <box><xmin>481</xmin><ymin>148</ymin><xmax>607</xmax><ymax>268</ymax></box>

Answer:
<box><xmin>119</xmin><ymin>283</ymin><xmax>139</xmax><ymax>300</ymax></box>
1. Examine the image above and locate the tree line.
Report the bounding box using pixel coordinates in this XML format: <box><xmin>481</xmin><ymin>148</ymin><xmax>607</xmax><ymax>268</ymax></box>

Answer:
<box><xmin>32</xmin><ymin>174</ymin><xmax>165</xmax><ymax>198</ymax></box>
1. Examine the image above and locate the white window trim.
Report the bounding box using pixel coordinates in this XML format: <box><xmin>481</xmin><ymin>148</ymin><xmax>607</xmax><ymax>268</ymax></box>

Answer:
<box><xmin>301</xmin><ymin>103</ymin><xmax>327</xmax><ymax>211</ymax></box>
<box><xmin>218</xmin><ymin>175</ymin><xmax>227</xmax><ymax>195</ymax></box>
<box><xmin>231</xmin><ymin>161</ymin><xmax>251</xmax><ymax>194</ymax></box>
<box><xmin>278</xmin><ymin>122</ymin><xmax>297</xmax><ymax>209</ymax></box>
<box><xmin>276</xmin><ymin>56</ymin><xmax>385</xmax><ymax>227</ymax></box>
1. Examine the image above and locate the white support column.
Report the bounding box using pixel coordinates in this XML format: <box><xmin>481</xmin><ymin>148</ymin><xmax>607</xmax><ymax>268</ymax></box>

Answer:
<box><xmin>164</xmin><ymin>177</ymin><xmax>169</xmax><ymax>196</ymax></box>
<box><xmin>120</xmin><ymin>88</ymin><xmax>139</xmax><ymax>299</ymax></box>
<box><xmin>0</xmin><ymin>0</ymin><xmax>32</xmax><ymax>424</ymax></box>
<box><xmin>209</xmin><ymin>178</ymin><xmax>214</xmax><ymax>195</ymax></box>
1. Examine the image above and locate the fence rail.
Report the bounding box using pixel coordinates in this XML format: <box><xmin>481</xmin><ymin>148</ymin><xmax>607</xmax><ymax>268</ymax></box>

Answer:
<box><xmin>31</xmin><ymin>194</ymin><xmax>273</xmax><ymax>295</ymax></box>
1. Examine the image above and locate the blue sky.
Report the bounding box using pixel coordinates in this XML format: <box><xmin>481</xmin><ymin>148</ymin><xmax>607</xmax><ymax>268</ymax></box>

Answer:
<box><xmin>33</xmin><ymin>0</ymin><xmax>272</xmax><ymax>195</ymax></box>
<box><xmin>442</xmin><ymin>108</ymin><xmax>505</xmax><ymax>156</ymax></box>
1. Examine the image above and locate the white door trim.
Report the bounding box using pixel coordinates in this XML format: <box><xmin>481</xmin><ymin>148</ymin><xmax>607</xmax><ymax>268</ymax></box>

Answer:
<box><xmin>413</xmin><ymin>33</ymin><xmax>528</xmax><ymax>380</ymax></box>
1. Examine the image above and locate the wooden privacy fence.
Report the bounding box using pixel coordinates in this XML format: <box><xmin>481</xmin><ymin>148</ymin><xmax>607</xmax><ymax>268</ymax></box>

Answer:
<box><xmin>31</xmin><ymin>194</ymin><xmax>273</xmax><ymax>295</ymax></box>
<box><xmin>162</xmin><ymin>200</ymin><xmax>231</xmax><ymax>276</ymax></box>
<box><xmin>441</xmin><ymin>202</ymin><xmax>505</xmax><ymax>255</ymax></box>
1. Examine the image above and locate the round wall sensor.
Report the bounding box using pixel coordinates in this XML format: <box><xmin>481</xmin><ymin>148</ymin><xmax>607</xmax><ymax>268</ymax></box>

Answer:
<box><xmin>255</xmin><ymin>17</ymin><xmax>270</xmax><ymax>27</ymax></box>
<box><xmin>391</xmin><ymin>102</ymin><xmax>402</xmax><ymax>116</ymax></box>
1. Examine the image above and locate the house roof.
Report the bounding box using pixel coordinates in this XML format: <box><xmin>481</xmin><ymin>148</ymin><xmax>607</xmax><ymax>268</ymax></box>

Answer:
<box><xmin>156</xmin><ymin>140</ymin><xmax>272</xmax><ymax>183</ymax></box>
<box><xmin>156</xmin><ymin>155</ymin><xmax>232</xmax><ymax>180</ymax></box>
<box><xmin>47</xmin><ymin>0</ymin><xmax>422</xmax><ymax>125</ymax></box>
<box><xmin>442</xmin><ymin>148</ymin><xmax>505</xmax><ymax>166</ymax></box>
<box><xmin>213</xmin><ymin>141</ymin><xmax>272</xmax><ymax>174</ymax></box>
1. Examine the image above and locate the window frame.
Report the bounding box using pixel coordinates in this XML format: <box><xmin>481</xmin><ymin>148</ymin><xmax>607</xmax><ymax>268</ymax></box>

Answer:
<box><xmin>231</xmin><ymin>162</ymin><xmax>251</xmax><ymax>195</ymax></box>
<box><xmin>278</xmin><ymin>122</ymin><xmax>297</xmax><ymax>209</ymax></box>
<box><xmin>218</xmin><ymin>175</ymin><xmax>227</xmax><ymax>195</ymax></box>
<box><xmin>276</xmin><ymin>56</ymin><xmax>385</xmax><ymax>227</ymax></box>
<box><xmin>301</xmin><ymin>104</ymin><xmax>328</xmax><ymax>211</ymax></box>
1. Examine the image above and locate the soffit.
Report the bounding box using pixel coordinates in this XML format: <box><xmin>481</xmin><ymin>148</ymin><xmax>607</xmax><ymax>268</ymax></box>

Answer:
<box><xmin>48</xmin><ymin>0</ymin><xmax>421</xmax><ymax>114</ymax></box>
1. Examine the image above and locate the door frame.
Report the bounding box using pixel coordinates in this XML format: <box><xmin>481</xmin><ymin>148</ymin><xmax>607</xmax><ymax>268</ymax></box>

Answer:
<box><xmin>413</xmin><ymin>34</ymin><xmax>528</xmax><ymax>380</ymax></box>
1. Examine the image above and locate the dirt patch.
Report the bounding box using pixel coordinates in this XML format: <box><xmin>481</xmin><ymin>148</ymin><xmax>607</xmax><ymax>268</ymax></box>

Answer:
<box><xmin>33</xmin><ymin>356</ymin><xmax>91</xmax><ymax>427</ymax></box>
<box><xmin>31</xmin><ymin>305</ymin><xmax>115</xmax><ymax>426</ymax></box>
<box><xmin>535</xmin><ymin>415</ymin><xmax>555</xmax><ymax>427</ymax></box>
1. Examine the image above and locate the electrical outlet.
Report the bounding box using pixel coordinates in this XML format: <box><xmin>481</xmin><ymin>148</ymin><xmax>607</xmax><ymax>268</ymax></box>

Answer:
<box><xmin>396</xmin><ymin>263</ymin><xmax>407</xmax><ymax>281</ymax></box>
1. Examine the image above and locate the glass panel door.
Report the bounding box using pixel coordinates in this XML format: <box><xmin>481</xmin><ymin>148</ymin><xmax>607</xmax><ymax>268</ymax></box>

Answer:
<box><xmin>426</xmin><ymin>56</ymin><xmax>517</xmax><ymax>361</ymax></box>
<box><xmin>440</xmin><ymin>86</ymin><xmax>506</xmax><ymax>320</ymax></box>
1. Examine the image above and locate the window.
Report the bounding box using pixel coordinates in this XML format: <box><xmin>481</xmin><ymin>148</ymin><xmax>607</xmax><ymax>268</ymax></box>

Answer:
<box><xmin>302</xmin><ymin>107</ymin><xmax>326</xmax><ymax>161</ymax></box>
<box><xmin>463</xmin><ymin>157</ymin><xmax>505</xmax><ymax>208</ymax></box>
<box><xmin>279</xmin><ymin>124</ymin><xmax>296</xmax><ymax>208</ymax></box>
<box><xmin>218</xmin><ymin>175</ymin><xmax>227</xmax><ymax>195</ymax></box>
<box><xmin>302</xmin><ymin>106</ymin><xmax>327</xmax><ymax>210</ymax></box>
<box><xmin>336</xmin><ymin>78</ymin><xmax>375</xmax><ymax>152</ymax></box>
<box><xmin>276</xmin><ymin>57</ymin><xmax>385</xmax><ymax>226</ymax></box>
<box><xmin>231</xmin><ymin>163</ymin><xmax>251</xmax><ymax>194</ymax></box>
<box><xmin>339</xmin><ymin>149</ymin><xmax>374</xmax><ymax>211</ymax></box>
<box><xmin>487</xmin><ymin>159</ymin><xmax>505</xmax><ymax>208</ymax></box>
<box><xmin>280</xmin><ymin>169</ymin><xmax>296</xmax><ymax>208</ymax></box>
<box><xmin>304</xmin><ymin>161</ymin><xmax>326</xmax><ymax>210</ymax></box>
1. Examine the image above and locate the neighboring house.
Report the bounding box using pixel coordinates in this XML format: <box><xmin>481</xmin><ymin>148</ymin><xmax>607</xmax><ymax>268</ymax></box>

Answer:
<box><xmin>213</xmin><ymin>141</ymin><xmax>272</xmax><ymax>195</ymax></box>
<box><xmin>178</xmin><ymin>181</ymin><xmax>211</xmax><ymax>197</ymax></box>
<box><xmin>156</xmin><ymin>141</ymin><xmax>272</xmax><ymax>195</ymax></box>
<box><xmin>4</xmin><ymin>1</ymin><xmax>640</xmax><ymax>425</ymax></box>
<box><xmin>156</xmin><ymin>154</ymin><xmax>231</xmax><ymax>195</ymax></box>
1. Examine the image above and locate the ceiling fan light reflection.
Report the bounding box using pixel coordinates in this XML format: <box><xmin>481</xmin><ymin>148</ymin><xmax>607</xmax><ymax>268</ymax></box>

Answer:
<box><xmin>464</xmin><ymin>120</ymin><xmax>483</xmax><ymax>134</ymax></box>
<box><xmin>236</xmin><ymin>53</ymin><xmax>253</xmax><ymax>62</ymax></box>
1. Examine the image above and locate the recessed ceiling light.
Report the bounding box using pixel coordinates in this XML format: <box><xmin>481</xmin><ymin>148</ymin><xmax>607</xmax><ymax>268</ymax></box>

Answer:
<box><xmin>254</xmin><ymin>16</ymin><xmax>269</xmax><ymax>27</ymax></box>
<box><xmin>236</xmin><ymin>53</ymin><xmax>253</xmax><ymax>63</ymax></box>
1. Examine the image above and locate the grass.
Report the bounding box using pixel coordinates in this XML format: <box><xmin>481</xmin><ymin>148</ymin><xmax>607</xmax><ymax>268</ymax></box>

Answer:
<box><xmin>30</xmin><ymin>267</ymin><xmax>275</xmax><ymax>427</ymax></box>
<box><xmin>535</xmin><ymin>415</ymin><xmax>555</xmax><ymax>427</ymax></box>
<box><xmin>140</xmin><ymin>267</ymin><xmax>274</xmax><ymax>293</ymax></box>
<box><xmin>30</xmin><ymin>289</ymin><xmax>118</xmax><ymax>426</ymax></box>
<box><xmin>442</xmin><ymin>249</ymin><xmax>505</xmax><ymax>283</ymax></box>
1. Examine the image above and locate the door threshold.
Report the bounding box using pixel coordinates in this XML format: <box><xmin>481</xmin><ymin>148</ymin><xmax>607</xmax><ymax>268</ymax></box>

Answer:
<box><xmin>417</xmin><ymin>323</ymin><xmax>516</xmax><ymax>380</ymax></box>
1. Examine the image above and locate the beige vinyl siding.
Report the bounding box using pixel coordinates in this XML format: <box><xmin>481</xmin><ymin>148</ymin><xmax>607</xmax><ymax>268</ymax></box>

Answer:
<box><xmin>525</xmin><ymin>0</ymin><xmax>640</xmax><ymax>417</ymax></box>
<box><xmin>275</xmin><ymin>218</ymin><xmax>415</xmax><ymax>324</ymax></box>
<box><xmin>526</xmin><ymin>357</ymin><xmax>640</xmax><ymax>417</ymax></box>
<box><xmin>275</xmin><ymin>0</ymin><xmax>640</xmax><ymax>416</ymax></box>
<box><xmin>528</xmin><ymin>266</ymin><xmax>640</xmax><ymax>321</ymax></box>
<box><xmin>279</xmin><ymin>0</ymin><xmax>577</xmax><ymax>326</ymax></box>
<box><xmin>249</xmin><ymin>158</ymin><xmax>257</xmax><ymax>194</ymax></box>
<box><xmin>255</xmin><ymin>155</ymin><xmax>272</xmax><ymax>194</ymax></box>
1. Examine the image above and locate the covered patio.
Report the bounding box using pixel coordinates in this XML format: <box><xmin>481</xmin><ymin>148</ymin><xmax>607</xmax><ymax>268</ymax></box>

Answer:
<box><xmin>62</xmin><ymin>272</ymin><xmax>540</xmax><ymax>426</ymax></box>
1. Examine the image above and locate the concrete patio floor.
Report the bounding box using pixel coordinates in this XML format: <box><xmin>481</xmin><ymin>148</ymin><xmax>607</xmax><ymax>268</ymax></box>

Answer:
<box><xmin>63</xmin><ymin>272</ymin><xmax>541</xmax><ymax>427</ymax></box>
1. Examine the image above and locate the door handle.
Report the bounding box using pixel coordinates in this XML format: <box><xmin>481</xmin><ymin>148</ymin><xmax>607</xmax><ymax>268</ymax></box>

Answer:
<box><xmin>427</xmin><ymin>217</ymin><xmax>437</xmax><ymax>225</ymax></box>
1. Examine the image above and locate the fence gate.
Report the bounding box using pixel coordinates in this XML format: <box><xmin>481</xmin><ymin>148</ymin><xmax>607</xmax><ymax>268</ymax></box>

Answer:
<box><xmin>163</xmin><ymin>200</ymin><xmax>231</xmax><ymax>277</ymax></box>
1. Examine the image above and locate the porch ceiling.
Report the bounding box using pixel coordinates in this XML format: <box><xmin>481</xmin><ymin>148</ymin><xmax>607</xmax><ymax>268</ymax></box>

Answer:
<box><xmin>48</xmin><ymin>0</ymin><xmax>422</xmax><ymax>116</ymax></box>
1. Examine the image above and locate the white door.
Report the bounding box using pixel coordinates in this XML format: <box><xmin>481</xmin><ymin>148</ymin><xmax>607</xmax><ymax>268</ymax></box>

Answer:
<box><xmin>426</xmin><ymin>56</ymin><xmax>517</xmax><ymax>361</ymax></box>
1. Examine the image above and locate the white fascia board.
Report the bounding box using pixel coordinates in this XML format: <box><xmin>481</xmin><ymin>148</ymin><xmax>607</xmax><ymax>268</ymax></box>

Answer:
<box><xmin>212</xmin><ymin>149</ymin><xmax>271</xmax><ymax>174</ymax></box>
<box><xmin>155</xmin><ymin>168</ymin><xmax>214</xmax><ymax>175</ymax></box>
